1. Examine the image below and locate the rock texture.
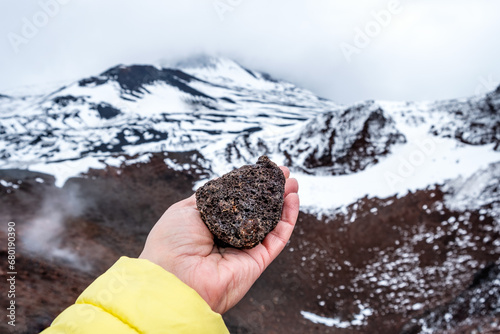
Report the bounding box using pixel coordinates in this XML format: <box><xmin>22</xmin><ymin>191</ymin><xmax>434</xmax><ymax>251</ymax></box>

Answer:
<box><xmin>196</xmin><ymin>156</ymin><xmax>285</xmax><ymax>248</ymax></box>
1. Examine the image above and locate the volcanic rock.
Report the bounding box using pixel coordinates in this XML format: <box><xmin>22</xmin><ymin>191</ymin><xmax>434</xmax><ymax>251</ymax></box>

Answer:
<box><xmin>196</xmin><ymin>155</ymin><xmax>285</xmax><ymax>248</ymax></box>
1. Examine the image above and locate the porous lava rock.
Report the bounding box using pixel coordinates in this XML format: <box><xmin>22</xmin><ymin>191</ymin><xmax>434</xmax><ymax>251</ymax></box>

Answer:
<box><xmin>195</xmin><ymin>156</ymin><xmax>285</xmax><ymax>248</ymax></box>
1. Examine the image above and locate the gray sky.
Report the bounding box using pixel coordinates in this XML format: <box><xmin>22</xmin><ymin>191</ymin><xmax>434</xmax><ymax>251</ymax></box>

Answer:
<box><xmin>1</xmin><ymin>0</ymin><xmax>499</xmax><ymax>104</ymax></box>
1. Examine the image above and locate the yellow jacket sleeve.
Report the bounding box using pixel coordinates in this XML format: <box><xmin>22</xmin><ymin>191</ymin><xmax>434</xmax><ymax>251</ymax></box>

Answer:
<box><xmin>41</xmin><ymin>257</ymin><xmax>229</xmax><ymax>334</ymax></box>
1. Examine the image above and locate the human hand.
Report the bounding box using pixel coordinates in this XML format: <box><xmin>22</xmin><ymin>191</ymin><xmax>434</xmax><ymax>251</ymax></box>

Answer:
<box><xmin>139</xmin><ymin>166</ymin><xmax>299</xmax><ymax>314</ymax></box>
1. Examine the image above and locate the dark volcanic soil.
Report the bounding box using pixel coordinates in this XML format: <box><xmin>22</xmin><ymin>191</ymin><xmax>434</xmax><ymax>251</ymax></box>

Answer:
<box><xmin>0</xmin><ymin>154</ymin><xmax>499</xmax><ymax>333</ymax></box>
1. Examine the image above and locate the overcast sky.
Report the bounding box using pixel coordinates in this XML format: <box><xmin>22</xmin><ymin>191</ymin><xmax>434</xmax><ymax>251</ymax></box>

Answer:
<box><xmin>1</xmin><ymin>0</ymin><xmax>499</xmax><ymax>104</ymax></box>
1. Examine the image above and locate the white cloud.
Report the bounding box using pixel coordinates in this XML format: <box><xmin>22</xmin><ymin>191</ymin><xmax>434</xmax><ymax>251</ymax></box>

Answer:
<box><xmin>0</xmin><ymin>0</ymin><xmax>499</xmax><ymax>103</ymax></box>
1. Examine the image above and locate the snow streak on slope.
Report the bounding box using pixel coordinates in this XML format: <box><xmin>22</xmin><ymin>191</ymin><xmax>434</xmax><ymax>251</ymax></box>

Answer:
<box><xmin>301</xmin><ymin>304</ymin><xmax>373</xmax><ymax>329</ymax></box>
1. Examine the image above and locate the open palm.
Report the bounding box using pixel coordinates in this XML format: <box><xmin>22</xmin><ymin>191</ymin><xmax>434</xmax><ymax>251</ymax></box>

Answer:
<box><xmin>139</xmin><ymin>166</ymin><xmax>299</xmax><ymax>314</ymax></box>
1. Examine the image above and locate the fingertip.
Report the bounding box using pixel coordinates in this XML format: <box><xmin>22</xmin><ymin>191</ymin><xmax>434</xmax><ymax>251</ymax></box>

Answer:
<box><xmin>285</xmin><ymin>178</ymin><xmax>299</xmax><ymax>197</ymax></box>
<box><xmin>279</xmin><ymin>166</ymin><xmax>290</xmax><ymax>179</ymax></box>
<box><xmin>175</xmin><ymin>193</ymin><xmax>196</xmax><ymax>208</ymax></box>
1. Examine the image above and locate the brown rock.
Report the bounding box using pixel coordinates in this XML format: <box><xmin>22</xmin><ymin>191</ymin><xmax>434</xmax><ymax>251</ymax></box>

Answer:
<box><xmin>195</xmin><ymin>156</ymin><xmax>286</xmax><ymax>248</ymax></box>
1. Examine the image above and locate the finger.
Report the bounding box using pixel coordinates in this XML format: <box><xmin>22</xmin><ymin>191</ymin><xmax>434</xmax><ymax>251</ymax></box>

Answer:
<box><xmin>246</xmin><ymin>192</ymin><xmax>300</xmax><ymax>270</ymax></box>
<box><xmin>279</xmin><ymin>166</ymin><xmax>290</xmax><ymax>179</ymax></box>
<box><xmin>284</xmin><ymin>177</ymin><xmax>298</xmax><ymax>198</ymax></box>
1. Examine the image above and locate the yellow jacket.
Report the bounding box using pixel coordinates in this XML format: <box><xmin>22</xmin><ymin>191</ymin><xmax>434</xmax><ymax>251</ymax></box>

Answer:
<box><xmin>41</xmin><ymin>257</ymin><xmax>229</xmax><ymax>333</ymax></box>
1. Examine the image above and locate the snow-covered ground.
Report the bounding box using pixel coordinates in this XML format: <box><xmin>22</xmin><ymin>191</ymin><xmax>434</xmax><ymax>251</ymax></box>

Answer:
<box><xmin>295</xmin><ymin>138</ymin><xmax>499</xmax><ymax>212</ymax></box>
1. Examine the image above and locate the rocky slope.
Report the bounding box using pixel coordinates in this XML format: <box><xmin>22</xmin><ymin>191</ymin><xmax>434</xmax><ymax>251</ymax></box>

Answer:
<box><xmin>1</xmin><ymin>160</ymin><xmax>499</xmax><ymax>333</ymax></box>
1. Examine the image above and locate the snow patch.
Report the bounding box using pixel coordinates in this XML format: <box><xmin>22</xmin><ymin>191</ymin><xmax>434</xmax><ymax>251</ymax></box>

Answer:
<box><xmin>301</xmin><ymin>303</ymin><xmax>373</xmax><ymax>328</ymax></box>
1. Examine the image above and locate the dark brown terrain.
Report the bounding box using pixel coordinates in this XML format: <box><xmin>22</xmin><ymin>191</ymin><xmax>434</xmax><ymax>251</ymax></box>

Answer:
<box><xmin>1</xmin><ymin>152</ymin><xmax>499</xmax><ymax>333</ymax></box>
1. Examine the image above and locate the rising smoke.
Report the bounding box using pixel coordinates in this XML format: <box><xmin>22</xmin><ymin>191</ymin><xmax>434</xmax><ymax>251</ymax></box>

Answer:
<box><xmin>21</xmin><ymin>184</ymin><xmax>92</xmax><ymax>271</ymax></box>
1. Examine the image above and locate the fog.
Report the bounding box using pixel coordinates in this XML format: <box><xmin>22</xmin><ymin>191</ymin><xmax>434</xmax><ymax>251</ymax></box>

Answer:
<box><xmin>0</xmin><ymin>0</ymin><xmax>499</xmax><ymax>103</ymax></box>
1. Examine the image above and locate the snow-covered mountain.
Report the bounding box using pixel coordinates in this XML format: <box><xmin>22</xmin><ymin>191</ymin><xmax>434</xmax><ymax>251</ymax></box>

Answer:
<box><xmin>1</xmin><ymin>56</ymin><xmax>499</xmax><ymax>212</ymax></box>
<box><xmin>0</xmin><ymin>57</ymin><xmax>339</xmax><ymax>183</ymax></box>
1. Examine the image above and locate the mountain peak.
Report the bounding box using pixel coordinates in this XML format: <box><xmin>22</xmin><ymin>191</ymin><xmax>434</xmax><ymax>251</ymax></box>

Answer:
<box><xmin>173</xmin><ymin>54</ymin><xmax>229</xmax><ymax>70</ymax></box>
<box><xmin>173</xmin><ymin>55</ymin><xmax>282</xmax><ymax>86</ymax></box>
